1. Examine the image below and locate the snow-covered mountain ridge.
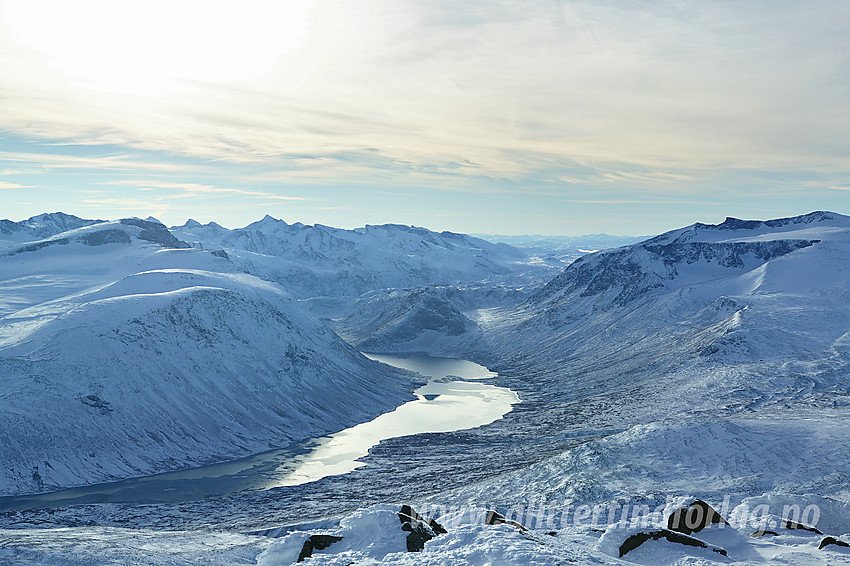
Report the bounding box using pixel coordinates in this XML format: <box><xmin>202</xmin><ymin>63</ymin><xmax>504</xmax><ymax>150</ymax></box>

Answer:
<box><xmin>479</xmin><ymin>211</ymin><xmax>850</xmax><ymax>401</ymax></box>
<box><xmin>433</xmin><ymin>212</ymin><xmax>850</xmax><ymax>561</ymax></box>
<box><xmin>169</xmin><ymin>215</ymin><xmax>560</xmax><ymax>303</ymax></box>
<box><xmin>0</xmin><ymin>218</ymin><xmax>416</xmax><ymax>495</ymax></box>
<box><xmin>532</xmin><ymin>211</ymin><xmax>846</xmax><ymax>308</ymax></box>
<box><xmin>0</xmin><ymin>212</ymin><xmax>102</xmax><ymax>248</ymax></box>
<box><xmin>337</xmin><ymin>212</ymin><xmax>850</xmax><ymax>362</ymax></box>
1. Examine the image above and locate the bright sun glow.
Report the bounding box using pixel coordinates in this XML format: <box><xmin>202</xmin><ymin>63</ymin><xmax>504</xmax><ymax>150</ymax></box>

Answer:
<box><xmin>1</xmin><ymin>0</ymin><xmax>315</xmax><ymax>95</ymax></box>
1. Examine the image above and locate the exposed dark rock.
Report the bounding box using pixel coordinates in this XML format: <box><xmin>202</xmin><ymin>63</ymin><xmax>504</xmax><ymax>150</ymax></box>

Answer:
<box><xmin>119</xmin><ymin>218</ymin><xmax>190</xmax><ymax>248</ymax></box>
<box><xmin>297</xmin><ymin>534</ymin><xmax>343</xmax><ymax>562</ymax></box>
<box><xmin>210</xmin><ymin>249</ymin><xmax>229</xmax><ymax>260</ymax></box>
<box><xmin>401</xmin><ymin>524</ymin><xmax>431</xmax><ymax>552</ymax></box>
<box><xmin>532</xmin><ymin>218</ymin><xmax>820</xmax><ymax>307</ymax></box>
<box><xmin>81</xmin><ymin>394</ymin><xmax>113</xmax><ymax>414</ymax></box>
<box><xmin>667</xmin><ymin>499</ymin><xmax>730</xmax><ymax>536</ymax></box>
<box><xmin>819</xmin><ymin>536</ymin><xmax>850</xmax><ymax>550</ymax></box>
<box><xmin>398</xmin><ymin>505</ymin><xmax>446</xmax><ymax>552</ymax></box>
<box><xmin>699</xmin><ymin>211</ymin><xmax>836</xmax><ymax>231</ymax></box>
<box><xmin>619</xmin><ymin>529</ymin><xmax>728</xmax><ymax>558</ymax></box>
<box><xmin>78</xmin><ymin>229</ymin><xmax>132</xmax><ymax>246</ymax></box>
<box><xmin>781</xmin><ymin>520</ymin><xmax>823</xmax><ymax>534</ymax></box>
<box><xmin>31</xmin><ymin>466</ymin><xmax>44</xmax><ymax>491</ymax></box>
<box><xmin>6</xmin><ymin>238</ymin><xmax>70</xmax><ymax>256</ymax></box>
<box><xmin>429</xmin><ymin>517</ymin><xmax>448</xmax><ymax>535</ymax></box>
<box><xmin>751</xmin><ymin>530</ymin><xmax>779</xmax><ymax>537</ymax></box>
<box><xmin>484</xmin><ymin>510</ymin><xmax>527</xmax><ymax>531</ymax></box>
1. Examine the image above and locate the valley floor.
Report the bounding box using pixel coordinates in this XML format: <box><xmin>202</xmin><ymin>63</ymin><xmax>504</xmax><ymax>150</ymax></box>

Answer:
<box><xmin>3</xmin><ymin>344</ymin><xmax>850</xmax><ymax>565</ymax></box>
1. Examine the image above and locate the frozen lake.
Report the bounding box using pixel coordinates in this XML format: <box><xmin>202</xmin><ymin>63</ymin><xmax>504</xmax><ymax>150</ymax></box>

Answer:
<box><xmin>0</xmin><ymin>353</ymin><xmax>518</xmax><ymax>511</ymax></box>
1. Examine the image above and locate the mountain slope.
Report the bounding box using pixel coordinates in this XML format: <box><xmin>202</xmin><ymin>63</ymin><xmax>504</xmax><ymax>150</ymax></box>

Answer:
<box><xmin>170</xmin><ymin>216</ymin><xmax>559</xmax><ymax>305</ymax></box>
<box><xmin>2</xmin><ymin>212</ymin><xmax>850</xmax><ymax>565</ymax></box>
<box><xmin>488</xmin><ymin>211</ymin><xmax>849</xmax><ymax>367</ymax></box>
<box><xmin>335</xmin><ymin>286</ymin><xmax>484</xmax><ymax>355</ymax></box>
<box><xmin>0</xmin><ymin>212</ymin><xmax>102</xmax><ymax>250</ymax></box>
<box><xmin>0</xmin><ymin>219</ymin><xmax>415</xmax><ymax>495</ymax></box>
<box><xmin>453</xmin><ymin>211</ymin><xmax>850</xmax><ymax>517</ymax></box>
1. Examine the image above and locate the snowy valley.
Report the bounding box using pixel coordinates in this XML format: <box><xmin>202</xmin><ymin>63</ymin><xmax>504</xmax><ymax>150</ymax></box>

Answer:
<box><xmin>1</xmin><ymin>211</ymin><xmax>850</xmax><ymax>565</ymax></box>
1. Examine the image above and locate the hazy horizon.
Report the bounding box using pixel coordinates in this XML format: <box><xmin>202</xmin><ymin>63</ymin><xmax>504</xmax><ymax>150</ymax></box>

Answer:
<box><xmin>8</xmin><ymin>208</ymin><xmax>849</xmax><ymax>239</ymax></box>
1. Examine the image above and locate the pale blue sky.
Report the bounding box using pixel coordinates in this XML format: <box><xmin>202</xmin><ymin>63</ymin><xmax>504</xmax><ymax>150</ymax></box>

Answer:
<box><xmin>0</xmin><ymin>0</ymin><xmax>848</xmax><ymax>235</ymax></box>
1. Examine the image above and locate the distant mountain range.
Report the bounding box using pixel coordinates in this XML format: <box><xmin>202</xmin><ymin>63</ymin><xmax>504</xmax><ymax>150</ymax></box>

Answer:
<box><xmin>3</xmin><ymin>209</ymin><xmax>849</xmax><ymax>513</ymax></box>
<box><xmin>169</xmin><ymin>216</ymin><xmax>562</xmax><ymax>306</ymax></box>
<box><xmin>0</xmin><ymin>211</ymin><xmax>102</xmax><ymax>247</ymax></box>
<box><xmin>0</xmin><ymin>212</ymin><xmax>570</xmax><ymax>494</ymax></box>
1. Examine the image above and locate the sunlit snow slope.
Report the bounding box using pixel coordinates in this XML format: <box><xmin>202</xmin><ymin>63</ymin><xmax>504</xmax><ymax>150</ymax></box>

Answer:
<box><xmin>463</xmin><ymin>211</ymin><xmax>850</xmax><ymax>508</ymax></box>
<box><xmin>0</xmin><ymin>218</ymin><xmax>414</xmax><ymax>496</ymax></box>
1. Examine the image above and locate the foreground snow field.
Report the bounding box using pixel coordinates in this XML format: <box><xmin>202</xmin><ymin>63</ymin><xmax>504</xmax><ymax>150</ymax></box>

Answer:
<box><xmin>2</xmin><ymin>211</ymin><xmax>850</xmax><ymax>565</ymax></box>
<box><xmin>4</xmin><ymin>501</ymin><xmax>850</xmax><ymax>565</ymax></box>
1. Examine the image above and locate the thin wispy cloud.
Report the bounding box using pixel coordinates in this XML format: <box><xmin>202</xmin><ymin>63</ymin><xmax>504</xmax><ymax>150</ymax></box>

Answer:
<box><xmin>0</xmin><ymin>181</ymin><xmax>29</xmax><ymax>189</ymax></box>
<box><xmin>0</xmin><ymin>150</ymin><xmax>200</xmax><ymax>173</ymax></box>
<box><xmin>600</xmin><ymin>172</ymin><xmax>695</xmax><ymax>184</ymax></box>
<box><xmin>77</xmin><ymin>196</ymin><xmax>172</xmax><ymax>219</ymax></box>
<box><xmin>105</xmin><ymin>180</ymin><xmax>303</xmax><ymax>201</ymax></box>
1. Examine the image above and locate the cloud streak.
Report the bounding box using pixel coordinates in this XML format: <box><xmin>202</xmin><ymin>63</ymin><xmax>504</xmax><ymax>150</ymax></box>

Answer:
<box><xmin>105</xmin><ymin>180</ymin><xmax>303</xmax><ymax>201</ymax></box>
<box><xmin>0</xmin><ymin>180</ymin><xmax>29</xmax><ymax>189</ymax></box>
<box><xmin>0</xmin><ymin>150</ymin><xmax>201</xmax><ymax>173</ymax></box>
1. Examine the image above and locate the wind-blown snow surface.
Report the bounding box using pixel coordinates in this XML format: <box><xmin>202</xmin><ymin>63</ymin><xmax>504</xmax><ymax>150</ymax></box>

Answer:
<box><xmin>5</xmin><ymin>500</ymin><xmax>850</xmax><ymax>565</ymax></box>
<box><xmin>0</xmin><ymin>218</ymin><xmax>415</xmax><ymax>495</ymax></box>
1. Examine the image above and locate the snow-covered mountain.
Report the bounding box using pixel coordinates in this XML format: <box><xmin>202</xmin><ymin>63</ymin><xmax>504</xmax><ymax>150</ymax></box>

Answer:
<box><xmin>333</xmin><ymin>279</ymin><xmax>542</xmax><ymax>355</ymax></box>
<box><xmin>487</xmin><ymin>211</ymin><xmax>849</xmax><ymax>366</ymax></box>
<box><xmin>531</xmin><ymin>212</ymin><xmax>833</xmax><ymax>307</ymax></box>
<box><xmin>467</xmin><ymin>213</ymin><xmax>850</xmax><ymax>457</ymax></box>
<box><xmin>170</xmin><ymin>216</ymin><xmax>559</xmax><ymax>305</ymax></box>
<box><xmin>436</xmin><ymin>212</ymin><xmax>850</xmax><ymax>557</ymax></box>
<box><xmin>0</xmin><ymin>218</ymin><xmax>416</xmax><ymax>495</ymax></box>
<box><xmin>4</xmin><ymin>210</ymin><xmax>850</xmax><ymax>565</ymax></box>
<box><xmin>335</xmin><ymin>287</ymin><xmax>484</xmax><ymax>355</ymax></box>
<box><xmin>0</xmin><ymin>212</ymin><xmax>102</xmax><ymax>250</ymax></box>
